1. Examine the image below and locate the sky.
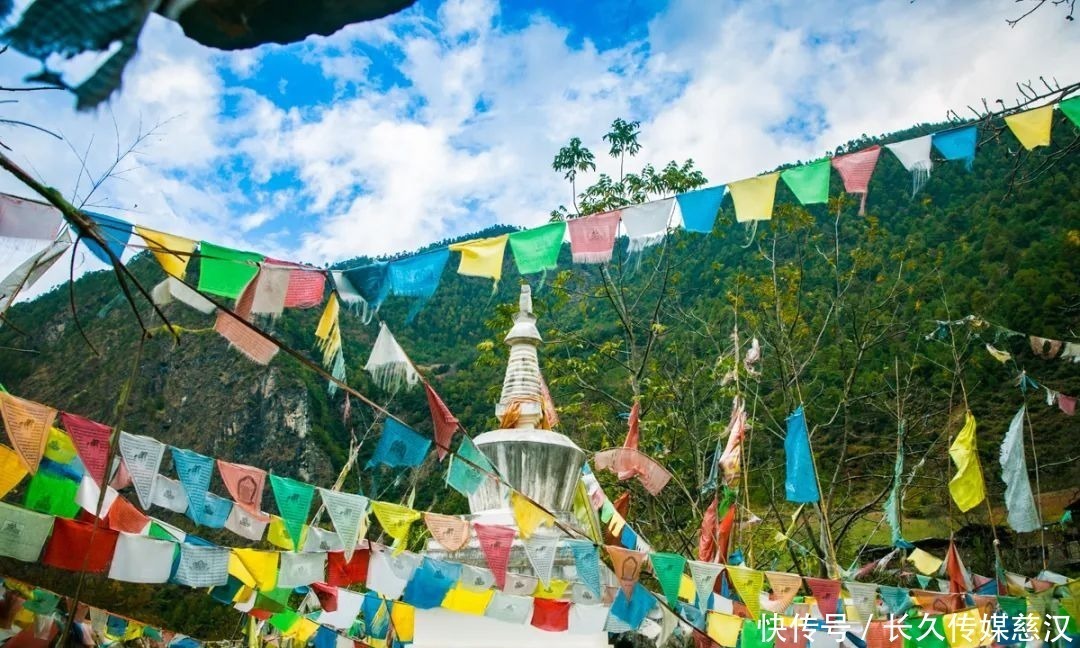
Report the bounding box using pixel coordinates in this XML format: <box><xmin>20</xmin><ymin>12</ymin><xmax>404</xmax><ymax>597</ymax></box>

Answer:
<box><xmin>1</xmin><ymin>0</ymin><xmax>1079</xmax><ymax>284</ymax></box>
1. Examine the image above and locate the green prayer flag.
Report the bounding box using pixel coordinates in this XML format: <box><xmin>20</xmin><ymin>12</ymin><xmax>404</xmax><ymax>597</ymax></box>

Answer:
<box><xmin>649</xmin><ymin>552</ymin><xmax>686</xmax><ymax>608</ymax></box>
<box><xmin>24</xmin><ymin>470</ymin><xmax>79</xmax><ymax>518</ymax></box>
<box><xmin>0</xmin><ymin>501</ymin><xmax>55</xmax><ymax>562</ymax></box>
<box><xmin>23</xmin><ymin>590</ymin><xmax>60</xmax><ymax>614</ymax></box>
<box><xmin>905</xmin><ymin>614</ymin><xmax>947</xmax><ymax>648</ymax></box>
<box><xmin>197</xmin><ymin>241</ymin><xmax>264</xmax><ymax>299</ymax></box>
<box><xmin>508</xmin><ymin>222</ymin><xmax>566</xmax><ymax>275</ymax></box>
<box><xmin>780</xmin><ymin>159</ymin><xmax>831</xmax><ymax>205</ymax></box>
<box><xmin>254</xmin><ymin>587</ymin><xmax>292</xmax><ymax>613</ymax></box>
<box><xmin>1060</xmin><ymin>96</ymin><xmax>1080</xmax><ymax>129</ymax></box>
<box><xmin>269</xmin><ymin>474</ymin><xmax>315</xmax><ymax>551</ymax></box>
<box><xmin>143</xmin><ymin>628</ymin><xmax>163</xmax><ymax>642</ymax></box>
<box><xmin>740</xmin><ymin>619</ymin><xmax>774</xmax><ymax>648</ymax></box>
<box><xmin>446</xmin><ymin>437</ymin><xmax>494</xmax><ymax>497</ymax></box>
<box><xmin>268</xmin><ymin>610</ymin><xmax>301</xmax><ymax>633</ymax></box>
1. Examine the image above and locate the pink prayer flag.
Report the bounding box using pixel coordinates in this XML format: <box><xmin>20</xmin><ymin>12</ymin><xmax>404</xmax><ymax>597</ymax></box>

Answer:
<box><xmin>217</xmin><ymin>459</ymin><xmax>268</xmax><ymax>518</ymax></box>
<box><xmin>214</xmin><ymin>276</ymin><xmax>279</xmax><ymax>365</ymax></box>
<box><xmin>265</xmin><ymin>259</ymin><xmax>327</xmax><ymax>308</ymax></box>
<box><xmin>474</xmin><ymin>523</ymin><xmax>516</xmax><ymax>589</ymax></box>
<box><xmin>831</xmin><ymin>145</ymin><xmax>882</xmax><ymax>214</ymax></box>
<box><xmin>60</xmin><ymin>412</ymin><xmax>112</xmax><ymax>485</ymax></box>
<box><xmin>593</xmin><ymin>447</ymin><xmax>672</xmax><ymax>495</ymax></box>
<box><xmin>604</xmin><ymin>545</ymin><xmax>648</xmax><ymax>598</ymax></box>
<box><xmin>718</xmin><ymin>398</ymin><xmax>746</xmax><ymax>488</ymax></box>
<box><xmin>623</xmin><ymin>401</ymin><xmax>640</xmax><ymax>451</ymax></box>
<box><xmin>805</xmin><ymin>577</ymin><xmax>842</xmax><ymax>616</ymax></box>
<box><xmin>110</xmin><ymin>459</ymin><xmax>133</xmax><ymax>490</ymax></box>
<box><xmin>1059</xmin><ymin>394</ymin><xmax>1076</xmax><ymax>416</ymax></box>
<box><xmin>567</xmin><ymin>211</ymin><xmax>621</xmax><ymax>264</ymax></box>
<box><xmin>424</xmin><ymin>383</ymin><xmax>459</xmax><ymax>461</ymax></box>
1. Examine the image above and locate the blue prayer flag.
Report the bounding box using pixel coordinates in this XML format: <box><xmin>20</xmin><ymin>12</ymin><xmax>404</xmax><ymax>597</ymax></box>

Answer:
<box><xmin>361</xmin><ymin>593</ymin><xmax>392</xmax><ymax>639</ymax></box>
<box><xmin>402</xmin><ymin>558</ymin><xmax>461</xmax><ymax>609</ymax></box>
<box><xmin>198</xmin><ymin>492</ymin><xmax>233</xmax><ymax>528</ymax></box>
<box><xmin>367</xmin><ymin>419</ymin><xmax>431</xmax><ymax>469</ymax></box>
<box><xmin>932</xmin><ymin>125</ymin><xmax>977</xmax><ymax>170</ymax></box>
<box><xmin>388</xmin><ymin>248</ymin><xmax>449</xmax><ymax>321</ymax></box>
<box><xmin>566</xmin><ymin>539</ymin><xmax>601</xmax><ymax>595</ymax></box>
<box><xmin>314</xmin><ymin>627</ymin><xmax>337</xmax><ymax>648</ymax></box>
<box><xmin>171</xmin><ymin>447</ymin><xmax>215</xmax><ymax>526</ymax></box>
<box><xmin>82</xmin><ymin>212</ymin><xmax>133</xmax><ymax>265</ymax></box>
<box><xmin>784</xmin><ymin>406</ymin><xmax>820</xmax><ymax>503</ymax></box>
<box><xmin>609</xmin><ymin>583</ymin><xmax>656</xmax><ymax>629</ymax></box>
<box><xmin>675</xmin><ymin>185</ymin><xmax>726</xmax><ymax>233</ymax></box>
<box><xmin>620</xmin><ymin>524</ymin><xmax>638</xmax><ymax>549</ymax></box>
<box><xmin>342</xmin><ymin>262</ymin><xmax>390</xmax><ymax>312</ymax></box>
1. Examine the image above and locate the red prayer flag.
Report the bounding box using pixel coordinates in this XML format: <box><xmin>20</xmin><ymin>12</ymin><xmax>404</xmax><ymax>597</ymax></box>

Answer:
<box><xmin>59</xmin><ymin>412</ymin><xmax>112</xmax><ymax>485</ymax></box>
<box><xmin>865</xmin><ymin>620</ymin><xmax>904</xmax><ymax>648</ymax></box>
<box><xmin>474</xmin><ymin>523</ymin><xmax>516</xmax><ymax>589</ymax></box>
<box><xmin>831</xmin><ymin>145</ymin><xmax>882</xmax><ymax>214</ymax></box>
<box><xmin>216</xmin><ymin>459</ymin><xmax>267</xmax><ymax>518</ymax></box>
<box><xmin>42</xmin><ymin>518</ymin><xmax>119</xmax><ymax>574</ymax></box>
<box><xmin>623</xmin><ymin>401</ymin><xmax>640</xmax><ymax>450</ymax></box>
<box><xmin>285</xmin><ymin>269</ymin><xmax>326</xmax><ymax>308</ymax></box>
<box><xmin>717</xmin><ymin>501</ymin><xmax>736</xmax><ymax>563</ymax></box>
<box><xmin>604</xmin><ymin>545</ymin><xmax>647</xmax><ymax>598</ymax></box>
<box><xmin>805</xmin><ymin>578</ymin><xmax>842</xmax><ymax>616</ymax></box>
<box><xmin>106</xmin><ymin>496</ymin><xmax>150</xmax><ymax>534</ymax></box>
<box><xmin>311</xmin><ymin>583</ymin><xmax>339</xmax><ymax>613</ymax></box>
<box><xmin>699</xmin><ymin>496</ymin><xmax>718</xmax><ymax>562</ymax></box>
<box><xmin>945</xmin><ymin>541</ymin><xmax>970</xmax><ymax>594</ymax></box>
<box><xmin>327</xmin><ymin>547</ymin><xmax>370</xmax><ymax>587</ymax></box>
<box><xmin>424</xmin><ymin>383</ymin><xmax>459</xmax><ymax>461</ymax></box>
<box><xmin>530</xmin><ymin>599</ymin><xmax>570</xmax><ymax>632</ymax></box>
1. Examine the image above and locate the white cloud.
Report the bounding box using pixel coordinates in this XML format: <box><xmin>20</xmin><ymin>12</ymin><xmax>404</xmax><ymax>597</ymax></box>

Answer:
<box><xmin>1</xmin><ymin>0</ymin><xmax>1078</xmax><ymax>290</ymax></box>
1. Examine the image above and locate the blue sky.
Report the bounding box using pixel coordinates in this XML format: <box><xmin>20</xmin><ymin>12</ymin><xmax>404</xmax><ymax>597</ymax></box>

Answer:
<box><xmin>1</xmin><ymin>0</ymin><xmax>1078</xmax><ymax>278</ymax></box>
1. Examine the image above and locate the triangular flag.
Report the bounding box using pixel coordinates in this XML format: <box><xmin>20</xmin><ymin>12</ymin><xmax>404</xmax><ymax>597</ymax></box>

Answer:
<box><xmin>567</xmin><ymin>211</ymin><xmax>621</xmax><ymax>264</ymax></box>
<box><xmin>566</xmin><ymin>539</ymin><xmax>601</xmax><ymax>595</ymax></box>
<box><xmin>944</xmin><ymin>541</ymin><xmax>972</xmax><ymax>594</ymax></box>
<box><xmin>1004</xmin><ymin>105</ymin><xmax>1054</xmax><ymax>150</ymax></box>
<box><xmin>831</xmin><ymin>145</ymin><xmax>882</xmax><ymax>214</ymax></box>
<box><xmin>999</xmin><ymin>406</ymin><xmax>1040</xmax><ymax>532</ymax></box>
<box><xmin>650</xmin><ymin>552</ymin><xmax>687</xmax><ymax>608</ymax></box>
<box><xmin>947</xmin><ymin>411</ymin><xmax>985</xmax><ymax>513</ymax></box>
<box><xmin>371</xmin><ymin>501</ymin><xmax>421</xmax><ymax>551</ymax></box>
<box><xmin>727</xmin><ymin>173</ymin><xmax>780</xmax><ymax>222</ymax></box>
<box><xmin>932</xmin><ymin>125</ymin><xmax>977</xmax><ymax>170</ymax></box>
<box><xmin>170</xmin><ymin>446</ymin><xmax>213</xmax><ymax>523</ymax></box>
<box><xmin>364</xmin><ymin>323</ymin><xmax>420</xmax><ymax>393</ymax></box>
<box><xmin>763</xmin><ymin>571</ymin><xmax>802</xmax><ymax>614</ymax></box>
<box><xmin>217</xmin><ymin>460</ymin><xmax>267</xmax><ymax>519</ymax></box>
<box><xmin>318</xmin><ymin>488</ymin><xmax>369</xmax><ymax>560</ymax></box>
<box><xmin>510</xmin><ymin>491</ymin><xmax>554</xmax><ymax>538</ymax></box>
<box><xmin>843</xmin><ymin>581</ymin><xmax>878</xmax><ymax>621</ymax></box>
<box><xmin>686</xmin><ymin>557</ymin><xmax>721</xmax><ymax>609</ymax></box>
<box><xmin>805</xmin><ymin>577</ymin><xmax>841</xmax><ymax>616</ymax></box>
<box><xmin>726</xmin><ymin>565</ymin><xmax>764</xmax><ymax>620</ymax></box>
<box><xmin>0</xmin><ymin>445</ymin><xmax>29</xmax><ymax>497</ymax></box>
<box><xmin>135</xmin><ymin>227</ymin><xmax>196</xmax><ymax>279</ymax></box>
<box><xmin>605</xmin><ymin>544</ymin><xmax>647</xmax><ymax>598</ymax></box>
<box><xmin>0</xmin><ymin>392</ymin><xmax>57</xmax><ymax>474</ymax></box>
<box><xmin>449</xmin><ymin>234</ymin><xmax>509</xmax><ymax>285</ymax></box>
<box><xmin>886</xmin><ymin>136</ymin><xmax>933</xmax><ymax>196</ymax></box>
<box><xmin>118</xmin><ymin>432</ymin><xmax>165</xmax><ymax>510</ymax></box>
<box><xmin>675</xmin><ymin>185</ymin><xmax>726</xmax><ymax>233</ymax></box>
<box><xmin>780</xmin><ymin>159</ymin><xmax>830</xmax><ymax>205</ymax></box>
<box><xmin>1060</xmin><ymin>96</ymin><xmax>1080</xmax><ymax>128</ymax></box>
<box><xmin>878</xmin><ymin>586</ymin><xmax>911</xmax><ymax>615</ymax></box>
<box><xmin>59</xmin><ymin>412</ymin><xmax>112</xmax><ymax>485</ymax></box>
<box><xmin>424</xmin><ymin>383</ymin><xmax>458</xmax><ymax>461</ymax></box>
<box><xmin>269</xmin><ymin>474</ymin><xmax>315</xmax><ymax>551</ymax></box>
<box><xmin>522</xmin><ymin>534</ymin><xmax>559</xmax><ymax>587</ymax></box>
<box><xmin>473</xmin><ymin>523</ymin><xmax>516</xmax><ymax>589</ymax></box>
<box><xmin>422</xmin><ymin>512</ymin><xmax>470</xmax><ymax>552</ymax></box>
<box><xmin>508</xmin><ymin>222</ymin><xmax>566</xmax><ymax>275</ymax></box>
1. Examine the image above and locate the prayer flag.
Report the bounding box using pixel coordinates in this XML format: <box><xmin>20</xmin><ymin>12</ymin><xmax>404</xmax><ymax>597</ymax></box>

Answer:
<box><xmin>338</xmin><ymin>263</ymin><xmax>389</xmax><ymax>322</ymax></box>
<box><xmin>391</xmin><ymin>601</ymin><xmax>416</xmax><ymax>642</ymax></box>
<box><xmin>609</xmin><ymin>583</ymin><xmax>656</xmax><ymax>629</ymax></box>
<box><xmin>805</xmin><ymin>577</ymin><xmax>841</xmax><ymax>616</ymax></box>
<box><xmin>361</xmin><ymin>592</ymin><xmax>392</xmax><ymax>638</ymax></box>
<box><xmin>247</xmin><ymin>267</ymin><xmax>289</xmax><ymax>316</ymax></box>
<box><xmin>567</xmin><ymin>211</ymin><xmax>621</xmax><ymax>263</ymax></box>
<box><xmin>784</xmin><ymin>406</ymin><xmax>819</xmax><ymax>503</ymax></box>
<box><xmin>726</xmin><ymin>565</ymin><xmax>764</xmax><ymax>621</ymax></box>
<box><xmin>944</xmin><ymin>541</ymin><xmax>972</xmax><ymax>594</ymax></box>
<box><xmin>0</xmin><ymin>445</ymin><xmax>28</xmax><ymax>497</ymax></box>
<box><xmin>999</xmin><ymin>406</ymin><xmax>1040</xmax><ymax>532</ymax></box>
<box><xmin>530</xmin><ymin>599</ymin><xmax>570</xmax><ymax>632</ymax></box>
<box><xmin>366</xmin><ymin>545</ymin><xmax>420</xmax><ymax>599</ymax></box>
<box><xmin>268</xmin><ymin>474</ymin><xmax>314</xmax><ymax>551</ymax></box>
<box><xmin>402</xmin><ymin>558</ymin><xmax>461</xmax><ymax>609</ymax></box>
<box><xmin>1060</xmin><ymin>96</ymin><xmax>1080</xmax><ymax>128</ymax></box>
<box><xmin>424</xmin><ymin>382</ymin><xmax>458</xmax><ymax>461</ymax></box>
<box><xmin>781</xmin><ymin>160</ymin><xmax>831</xmax><ymax>205</ymax></box>
<box><xmin>566</xmin><ymin>539</ymin><xmax>602</xmax><ymax>596</ymax></box>
<box><xmin>151</xmin><ymin>276</ymin><xmax>215</xmax><ymax>313</ymax></box>
<box><xmin>174</xmin><ymin>545</ymin><xmax>229</xmax><ymax>587</ymax></box>
<box><xmin>523</xmin><ymin>533</ymin><xmax>559</xmax><ymax>587</ymax></box>
<box><xmin>280</xmin><ymin>265</ymin><xmax>325</xmax><ymax>308</ymax></box>
<box><xmin>442</xmin><ymin>585</ymin><xmax>493</xmax><ymax>615</ymax></box>
<box><xmin>707</xmin><ymin>612</ymin><xmax>743</xmax><ymax>647</ymax></box>
<box><xmin>108</xmin><ymin>532</ymin><xmax>174</xmax><ymax>583</ymax></box>
<box><xmin>1004</xmin><ymin>105</ymin><xmax>1054</xmax><ymax>150</ymax></box>
<box><xmin>932</xmin><ymin>126</ymin><xmax>977</xmax><ymax>170</ymax></box>
<box><xmin>197</xmin><ymin>242</ymin><xmax>263</xmax><ymax>298</ymax></box>
<box><xmin>388</xmin><ymin>248</ymin><xmax>450</xmax><ymax>321</ymax></box>
<box><xmin>42</xmin><ymin>518</ymin><xmax>118</xmax><ymax>573</ymax></box>
<box><xmin>422</xmin><ymin>512</ymin><xmax>470</xmax><ymax>551</ymax></box>
<box><xmin>948</xmin><ymin>412</ymin><xmax>985</xmax><ymax>513</ymax></box>
<box><xmin>327</xmin><ymin>546</ymin><xmax>370</xmax><ymax>586</ymax></box>
<box><xmin>447</xmin><ymin>437</ymin><xmax>494</xmax><ymax>496</ymax></box>
<box><xmin>217</xmin><ymin>460</ymin><xmax>267</xmax><ymax>519</ymax></box>
<box><xmin>688</xmin><ymin>560</ymin><xmax>723</xmax><ymax>611</ymax></box>
<box><xmin>906</xmin><ymin>548</ymin><xmax>943</xmax><ymax>575</ymax></box>
<box><xmin>214</xmin><ymin>276</ymin><xmax>278</xmax><ymax>364</ymax></box>
<box><xmin>106</xmin><ymin>494</ymin><xmax>150</xmax><ymax>533</ymax></box>
<box><xmin>318</xmin><ymin>487</ymin><xmax>369</xmax><ymax>559</ymax></box>
<box><xmin>727</xmin><ymin>173</ymin><xmax>780</xmax><ymax>222</ymax></box>
<box><xmin>0</xmin><ymin>193</ymin><xmax>64</xmax><ymax>239</ymax></box>
<box><xmin>449</xmin><ymin>234</ymin><xmax>509</xmax><ymax>284</ymax></box>
<box><xmin>151</xmin><ymin>475</ymin><xmax>189</xmax><ymax>514</ymax></box>
<box><xmin>171</xmin><ymin>446</ymin><xmax>214</xmax><ymax>525</ymax></box>
<box><xmin>0</xmin><ymin>392</ymin><xmax>57</xmax><ymax>474</ymax></box>
<box><xmin>199</xmin><ymin>492</ymin><xmax>234</xmax><ymax>528</ymax></box>
<box><xmin>0</xmin><ymin>233</ymin><xmax>70</xmax><ymax>312</ymax></box>
<box><xmin>371</xmin><ymin>501</ymin><xmax>420</xmax><ymax>551</ymax></box>
<box><xmin>605</xmin><ymin>544</ymin><xmax>647</xmax><ymax>598</ymax></box>
<box><xmin>831</xmin><ymin>146</ymin><xmax>882</xmax><ymax>214</ymax></box>
<box><xmin>885</xmin><ymin>136</ymin><xmax>933</xmax><ymax>196</ymax></box>
<box><xmin>569</xmin><ymin>603</ymin><xmax>609</xmax><ymax>634</ymax></box>
<box><xmin>117</xmin><ymin>432</ymin><xmax>168</xmax><ymax>511</ymax></box>
<box><xmin>942</xmin><ymin>608</ymin><xmax>990</xmax><ymax>648</ymax></box>
<box><xmin>277</xmin><ymin>551</ymin><xmax>326</xmax><ymax>588</ymax></box>
<box><xmin>764</xmin><ymin>571</ymin><xmax>802</xmax><ymax>614</ymax></box>
<box><xmin>650</xmin><ymin>552</ymin><xmax>687</xmax><ymax>607</ymax></box>
<box><xmin>364</xmin><ymin>323</ymin><xmax>420</xmax><ymax>393</ymax></box>
<box><xmin>621</xmin><ymin>198</ymin><xmax>674</xmax><ymax>254</ymax></box>
<box><xmin>44</xmin><ymin>426</ymin><xmax>76</xmax><ymax>463</ymax></box>
<box><xmin>485</xmin><ymin>592</ymin><xmax>533</xmax><ymax>625</ymax></box>
<box><xmin>460</xmin><ymin>564</ymin><xmax>496</xmax><ymax>592</ymax></box>
<box><xmin>367</xmin><ymin>419</ymin><xmax>430</xmax><ymax>469</ymax></box>
<box><xmin>699</xmin><ymin>495</ymin><xmax>718</xmax><ymax>561</ymax></box>
<box><xmin>24</xmin><ymin>469</ymin><xmax>79</xmax><ymax>518</ymax></box>
<box><xmin>473</xmin><ymin>523</ymin><xmax>516</xmax><ymax>589</ymax></box>
<box><xmin>675</xmin><ymin>185</ymin><xmax>726</xmax><ymax>233</ymax></box>
<box><xmin>885</xmin><ymin>424</ymin><xmax>914</xmax><ymax>550</ymax></box>
<box><xmin>82</xmin><ymin>212</ymin><xmax>132</xmax><ymax>265</ymax></box>
<box><xmin>878</xmin><ymin>586</ymin><xmax>911</xmax><ymax>615</ymax></box>
<box><xmin>508</xmin><ymin>222</ymin><xmax>566</xmax><ymax>274</ymax></box>
<box><xmin>510</xmin><ymin>491</ymin><xmax>554</xmax><ymax>538</ymax></box>
<box><xmin>232</xmin><ymin>548</ymin><xmax>279</xmax><ymax>592</ymax></box>
<box><xmin>844</xmin><ymin>581</ymin><xmax>878</xmax><ymax>621</ymax></box>
<box><xmin>135</xmin><ymin>227</ymin><xmax>196</xmax><ymax>279</ymax></box>
<box><xmin>59</xmin><ymin>413</ymin><xmax>111</xmax><ymax>485</ymax></box>
<box><xmin>0</xmin><ymin>501</ymin><xmax>54</xmax><ymax>561</ymax></box>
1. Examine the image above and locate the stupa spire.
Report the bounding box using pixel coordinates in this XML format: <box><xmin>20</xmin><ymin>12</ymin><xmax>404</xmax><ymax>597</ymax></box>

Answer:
<box><xmin>495</xmin><ymin>285</ymin><xmax>544</xmax><ymax>428</ymax></box>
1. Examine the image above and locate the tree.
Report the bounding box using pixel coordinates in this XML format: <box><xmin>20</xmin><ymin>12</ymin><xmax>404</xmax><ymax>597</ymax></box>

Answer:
<box><xmin>603</xmin><ymin>117</ymin><xmax>642</xmax><ymax>182</ymax></box>
<box><xmin>551</xmin><ymin>137</ymin><xmax>596</xmax><ymax>215</ymax></box>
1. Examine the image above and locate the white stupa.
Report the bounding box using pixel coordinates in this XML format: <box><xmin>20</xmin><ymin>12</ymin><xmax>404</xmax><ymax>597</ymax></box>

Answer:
<box><xmin>411</xmin><ymin>285</ymin><xmax>608</xmax><ymax>648</ymax></box>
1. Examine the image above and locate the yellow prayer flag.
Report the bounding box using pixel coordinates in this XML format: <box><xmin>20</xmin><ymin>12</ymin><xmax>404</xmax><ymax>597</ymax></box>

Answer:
<box><xmin>727</xmin><ymin>173</ymin><xmax>780</xmax><ymax>223</ymax></box>
<box><xmin>136</xmin><ymin>227</ymin><xmax>197</xmax><ymax>279</ymax></box>
<box><xmin>948</xmin><ymin>412</ymin><xmax>985</xmax><ymax>513</ymax></box>
<box><xmin>234</xmin><ymin>586</ymin><xmax>254</xmax><ymax>604</ymax></box>
<box><xmin>707</xmin><ymin>612</ymin><xmax>744</xmax><ymax>648</ymax></box>
<box><xmin>942</xmin><ymin>608</ymin><xmax>990</xmax><ymax>648</ymax></box>
<box><xmin>906</xmin><ymin>548</ymin><xmax>944</xmax><ymax>575</ymax></box>
<box><xmin>229</xmin><ymin>552</ymin><xmax>257</xmax><ymax>588</ymax></box>
<box><xmin>12</xmin><ymin>608</ymin><xmax>34</xmax><ymax>629</ymax></box>
<box><xmin>448</xmin><ymin>234</ymin><xmax>509</xmax><ymax>283</ymax></box>
<box><xmin>725</xmin><ymin>565</ymin><xmax>764</xmax><ymax>622</ymax></box>
<box><xmin>607</xmin><ymin>511</ymin><xmax>626</xmax><ymax>536</ymax></box>
<box><xmin>44</xmin><ymin>427</ymin><xmax>77</xmax><ymax>464</ymax></box>
<box><xmin>121</xmin><ymin>622</ymin><xmax>145</xmax><ymax>641</ymax></box>
<box><xmin>534</xmin><ymin>579</ymin><xmax>569</xmax><ymax>599</ymax></box>
<box><xmin>283</xmin><ymin>619</ymin><xmax>318</xmax><ymax>644</ymax></box>
<box><xmin>232</xmin><ymin>548</ymin><xmax>279</xmax><ymax>592</ymax></box>
<box><xmin>1004</xmin><ymin>105</ymin><xmax>1054</xmax><ymax>151</ymax></box>
<box><xmin>441</xmin><ymin>586</ymin><xmax>493</xmax><ymax>615</ymax></box>
<box><xmin>391</xmin><ymin>601</ymin><xmax>415</xmax><ymax>642</ymax></box>
<box><xmin>679</xmin><ymin>574</ymin><xmax>696</xmax><ymax>602</ymax></box>
<box><xmin>510</xmin><ymin>491</ymin><xmax>554</xmax><ymax>539</ymax></box>
<box><xmin>0</xmin><ymin>445</ymin><xmax>29</xmax><ymax>497</ymax></box>
<box><xmin>371</xmin><ymin>501</ymin><xmax>421</xmax><ymax>552</ymax></box>
<box><xmin>267</xmin><ymin>516</ymin><xmax>308</xmax><ymax>550</ymax></box>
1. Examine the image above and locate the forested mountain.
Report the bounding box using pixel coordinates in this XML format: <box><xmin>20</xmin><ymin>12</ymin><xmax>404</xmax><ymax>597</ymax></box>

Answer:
<box><xmin>0</xmin><ymin>115</ymin><xmax>1077</xmax><ymax>638</ymax></box>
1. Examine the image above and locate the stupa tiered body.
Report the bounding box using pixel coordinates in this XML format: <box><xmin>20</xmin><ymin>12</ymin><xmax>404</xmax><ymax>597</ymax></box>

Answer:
<box><xmin>411</xmin><ymin>285</ymin><xmax>608</xmax><ymax>648</ymax></box>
